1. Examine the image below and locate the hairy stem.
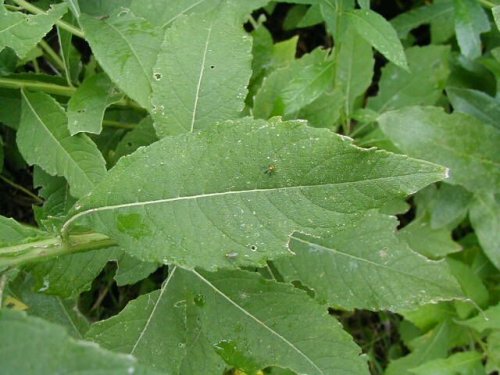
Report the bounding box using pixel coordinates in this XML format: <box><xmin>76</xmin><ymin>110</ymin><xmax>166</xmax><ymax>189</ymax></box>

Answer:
<box><xmin>0</xmin><ymin>233</ymin><xmax>116</xmax><ymax>269</ymax></box>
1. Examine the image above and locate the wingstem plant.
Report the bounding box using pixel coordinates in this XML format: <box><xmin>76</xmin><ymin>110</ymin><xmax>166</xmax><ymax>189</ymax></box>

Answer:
<box><xmin>0</xmin><ymin>1</ymin><xmax>499</xmax><ymax>374</ymax></box>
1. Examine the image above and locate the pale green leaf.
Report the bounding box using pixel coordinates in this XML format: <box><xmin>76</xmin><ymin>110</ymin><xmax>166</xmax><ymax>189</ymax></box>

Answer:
<box><xmin>68</xmin><ymin>73</ymin><xmax>124</xmax><ymax>135</ymax></box>
<box><xmin>415</xmin><ymin>183</ymin><xmax>472</xmax><ymax>229</ymax></box>
<box><xmin>378</xmin><ymin>106</ymin><xmax>500</xmax><ymax>194</ymax></box>
<box><xmin>346</xmin><ymin>9</ymin><xmax>408</xmax><ymax>70</ymax></box>
<box><xmin>0</xmin><ymin>3</ymin><xmax>67</xmax><ymax>59</ymax></box>
<box><xmin>129</xmin><ymin>0</ymin><xmax>270</xmax><ymax>29</ymax></box>
<box><xmin>453</xmin><ymin>0</ymin><xmax>490</xmax><ymax>59</ymax></box>
<box><xmin>88</xmin><ymin>267</ymin><xmax>369</xmax><ymax>374</ymax></box>
<box><xmin>390</xmin><ymin>1</ymin><xmax>454</xmax><ymax>39</ymax></box>
<box><xmin>409</xmin><ymin>351</ymin><xmax>485</xmax><ymax>375</ymax></box>
<box><xmin>79</xmin><ymin>11</ymin><xmax>163</xmax><ymax>110</ymax></box>
<box><xmin>281</xmin><ymin>57</ymin><xmax>334</xmax><ymax>114</ymax></box>
<box><xmin>469</xmin><ymin>193</ymin><xmax>500</xmax><ymax>270</ymax></box>
<box><xmin>385</xmin><ymin>320</ymin><xmax>455</xmax><ymax>375</ymax></box>
<box><xmin>0</xmin><ymin>310</ymin><xmax>158</xmax><ymax>374</ymax></box>
<box><xmin>368</xmin><ymin>45</ymin><xmax>450</xmax><ymax>113</ymax></box>
<box><xmin>459</xmin><ymin>303</ymin><xmax>500</xmax><ymax>333</ymax></box>
<box><xmin>151</xmin><ymin>9</ymin><xmax>252</xmax><ymax>136</ymax></box>
<box><xmin>18</xmin><ymin>91</ymin><xmax>107</xmax><ymax>198</ymax></box>
<box><xmin>298</xmin><ymin>88</ymin><xmax>344</xmax><ymax>129</ymax></box>
<box><xmin>297</xmin><ymin>5</ymin><xmax>323</xmax><ymax>28</ymax></box>
<box><xmin>274</xmin><ymin>215</ymin><xmax>462</xmax><ymax>311</ymax></box>
<box><xmin>431</xmin><ymin>0</ymin><xmax>456</xmax><ymax>44</ymax></box>
<box><xmin>335</xmin><ymin>24</ymin><xmax>374</xmax><ymax>117</ymax></box>
<box><xmin>63</xmin><ymin>118</ymin><xmax>446</xmax><ymax>270</ymax></box>
<box><xmin>114</xmin><ymin>253</ymin><xmax>159</xmax><ymax>286</ymax></box>
<box><xmin>399</xmin><ymin>217</ymin><xmax>462</xmax><ymax>258</ymax></box>
<box><xmin>447</xmin><ymin>87</ymin><xmax>500</xmax><ymax>130</ymax></box>
<box><xmin>448</xmin><ymin>258</ymin><xmax>490</xmax><ymax>314</ymax></box>
<box><xmin>253</xmin><ymin>48</ymin><xmax>330</xmax><ymax>119</ymax></box>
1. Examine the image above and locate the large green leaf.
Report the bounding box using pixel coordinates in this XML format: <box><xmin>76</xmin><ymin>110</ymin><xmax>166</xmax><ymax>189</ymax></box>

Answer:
<box><xmin>129</xmin><ymin>0</ymin><xmax>270</xmax><ymax>29</ymax></box>
<box><xmin>17</xmin><ymin>91</ymin><xmax>107</xmax><ymax>198</ymax></box>
<box><xmin>368</xmin><ymin>45</ymin><xmax>450</xmax><ymax>113</ymax></box>
<box><xmin>151</xmin><ymin>8</ymin><xmax>252</xmax><ymax>137</ymax></box>
<box><xmin>346</xmin><ymin>9</ymin><xmax>408</xmax><ymax>70</ymax></box>
<box><xmin>274</xmin><ymin>215</ymin><xmax>462</xmax><ymax>311</ymax></box>
<box><xmin>80</xmin><ymin>10</ymin><xmax>163</xmax><ymax>110</ymax></box>
<box><xmin>459</xmin><ymin>302</ymin><xmax>500</xmax><ymax>333</ymax></box>
<box><xmin>67</xmin><ymin>73</ymin><xmax>124</xmax><ymax>135</ymax></box>
<box><xmin>378</xmin><ymin>106</ymin><xmax>500</xmax><ymax>194</ymax></box>
<box><xmin>63</xmin><ymin>118</ymin><xmax>446</xmax><ymax>270</ymax></box>
<box><xmin>87</xmin><ymin>267</ymin><xmax>369</xmax><ymax>374</ymax></box>
<box><xmin>0</xmin><ymin>310</ymin><xmax>159</xmax><ymax>374</ymax></box>
<box><xmin>0</xmin><ymin>3</ymin><xmax>67</xmax><ymax>59</ymax></box>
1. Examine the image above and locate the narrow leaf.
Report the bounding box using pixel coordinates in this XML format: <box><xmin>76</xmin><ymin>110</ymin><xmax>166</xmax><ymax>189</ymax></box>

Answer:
<box><xmin>67</xmin><ymin>73</ymin><xmax>124</xmax><ymax>135</ymax></box>
<box><xmin>274</xmin><ymin>215</ymin><xmax>462</xmax><ymax>311</ymax></box>
<box><xmin>151</xmin><ymin>9</ymin><xmax>252</xmax><ymax>136</ymax></box>
<box><xmin>0</xmin><ymin>3</ymin><xmax>67</xmax><ymax>59</ymax></box>
<box><xmin>346</xmin><ymin>9</ymin><xmax>408</xmax><ymax>70</ymax></box>
<box><xmin>0</xmin><ymin>310</ymin><xmax>158</xmax><ymax>374</ymax></box>
<box><xmin>63</xmin><ymin>118</ymin><xmax>446</xmax><ymax>270</ymax></box>
<box><xmin>80</xmin><ymin>11</ymin><xmax>163</xmax><ymax>110</ymax></box>
<box><xmin>378</xmin><ymin>106</ymin><xmax>500</xmax><ymax>194</ymax></box>
<box><xmin>18</xmin><ymin>91</ymin><xmax>107</xmax><ymax>198</ymax></box>
<box><xmin>409</xmin><ymin>351</ymin><xmax>484</xmax><ymax>375</ymax></box>
<box><xmin>453</xmin><ymin>0</ymin><xmax>490</xmax><ymax>59</ymax></box>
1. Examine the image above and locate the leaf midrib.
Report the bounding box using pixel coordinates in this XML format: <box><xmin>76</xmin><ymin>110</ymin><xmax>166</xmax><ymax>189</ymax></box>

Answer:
<box><xmin>63</xmin><ymin>171</ymin><xmax>441</xmax><ymax>231</ymax></box>
<box><xmin>192</xmin><ymin>270</ymin><xmax>324</xmax><ymax>374</ymax></box>
<box><xmin>290</xmin><ymin>235</ymin><xmax>460</xmax><ymax>295</ymax></box>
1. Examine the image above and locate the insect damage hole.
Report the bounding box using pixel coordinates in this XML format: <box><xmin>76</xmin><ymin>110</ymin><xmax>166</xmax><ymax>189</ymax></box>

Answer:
<box><xmin>153</xmin><ymin>72</ymin><xmax>162</xmax><ymax>81</ymax></box>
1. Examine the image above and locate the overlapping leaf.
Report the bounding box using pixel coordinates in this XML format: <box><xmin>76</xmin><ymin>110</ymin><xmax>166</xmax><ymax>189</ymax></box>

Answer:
<box><xmin>17</xmin><ymin>91</ymin><xmax>107</xmax><ymax>198</ymax></box>
<box><xmin>0</xmin><ymin>310</ymin><xmax>159</xmax><ymax>374</ymax></box>
<box><xmin>274</xmin><ymin>215</ymin><xmax>462</xmax><ymax>311</ymax></box>
<box><xmin>87</xmin><ymin>267</ymin><xmax>369</xmax><ymax>374</ymax></box>
<box><xmin>80</xmin><ymin>10</ymin><xmax>162</xmax><ymax>110</ymax></box>
<box><xmin>63</xmin><ymin>117</ymin><xmax>446</xmax><ymax>270</ymax></box>
<box><xmin>151</xmin><ymin>8</ymin><xmax>252</xmax><ymax>136</ymax></box>
<box><xmin>67</xmin><ymin>73</ymin><xmax>124</xmax><ymax>135</ymax></box>
<box><xmin>0</xmin><ymin>3</ymin><xmax>67</xmax><ymax>59</ymax></box>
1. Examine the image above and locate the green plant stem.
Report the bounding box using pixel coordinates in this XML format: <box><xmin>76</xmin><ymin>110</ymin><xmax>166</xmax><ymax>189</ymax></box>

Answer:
<box><xmin>0</xmin><ymin>232</ymin><xmax>116</xmax><ymax>269</ymax></box>
<box><xmin>0</xmin><ymin>174</ymin><xmax>44</xmax><ymax>204</ymax></box>
<box><xmin>0</xmin><ymin>78</ymin><xmax>144</xmax><ymax>111</ymax></box>
<box><xmin>478</xmin><ymin>0</ymin><xmax>496</xmax><ymax>8</ymax></box>
<box><xmin>0</xmin><ymin>77</ymin><xmax>75</xmax><ymax>96</ymax></box>
<box><xmin>11</xmin><ymin>0</ymin><xmax>85</xmax><ymax>39</ymax></box>
<box><xmin>39</xmin><ymin>40</ymin><xmax>66</xmax><ymax>72</ymax></box>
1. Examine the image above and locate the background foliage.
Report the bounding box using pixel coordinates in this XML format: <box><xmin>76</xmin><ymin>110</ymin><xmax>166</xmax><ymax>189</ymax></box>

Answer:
<box><xmin>0</xmin><ymin>0</ymin><xmax>499</xmax><ymax>374</ymax></box>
